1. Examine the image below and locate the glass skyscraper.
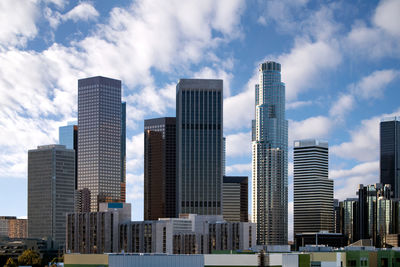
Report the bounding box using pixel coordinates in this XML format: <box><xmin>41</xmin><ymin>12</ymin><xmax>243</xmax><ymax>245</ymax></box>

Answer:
<box><xmin>59</xmin><ymin>122</ymin><xmax>78</xmax><ymax>189</ymax></box>
<box><xmin>121</xmin><ymin>102</ymin><xmax>126</xmax><ymax>202</ymax></box>
<box><xmin>78</xmin><ymin>76</ymin><xmax>122</xmax><ymax>211</ymax></box>
<box><xmin>252</xmin><ymin>61</ymin><xmax>288</xmax><ymax>245</ymax></box>
<box><xmin>144</xmin><ymin>117</ymin><xmax>177</xmax><ymax>220</ymax></box>
<box><xmin>380</xmin><ymin>117</ymin><xmax>400</xmax><ymax>198</ymax></box>
<box><xmin>176</xmin><ymin>79</ymin><xmax>223</xmax><ymax>215</ymax></box>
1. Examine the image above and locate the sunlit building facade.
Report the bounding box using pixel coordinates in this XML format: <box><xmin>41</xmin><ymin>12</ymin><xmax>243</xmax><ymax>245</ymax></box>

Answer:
<box><xmin>252</xmin><ymin>61</ymin><xmax>288</xmax><ymax>245</ymax></box>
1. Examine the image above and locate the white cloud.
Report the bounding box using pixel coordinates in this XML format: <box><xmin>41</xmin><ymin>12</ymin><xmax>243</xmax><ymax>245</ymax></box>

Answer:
<box><xmin>0</xmin><ymin>0</ymin><xmax>39</xmax><ymax>48</ymax></box>
<box><xmin>277</xmin><ymin>40</ymin><xmax>341</xmax><ymax>101</ymax></box>
<box><xmin>331</xmin><ymin>161</ymin><xmax>379</xmax><ymax>200</ymax></box>
<box><xmin>226</xmin><ymin>132</ymin><xmax>251</xmax><ymax>157</ymax></box>
<box><xmin>286</xmin><ymin>100</ymin><xmax>312</xmax><ymax>110</ymax></box>
<box><xmin>45</xmin><ymin>2</ymin><xmax>99</xmax><ymax>29</ymax></box>
<box><xmin>226</xmin><ymin>163</ymin><xmax>251</xmax><ymax>174</ymax></box>
<box><xmin>329</xmin><ymin>94</ymin><xmax>355</xmax><ymax>120</ymax></box>
<box><xmin>223</xmin><ymin>73</ymin><xmax>256</xmax><ymax>130</ymax></box>
<box><xmin>331</xmin><ymin>109</ymin><xmax>400</xmax><ymax>162</ymax></box>
<box><xmin>0</xmin><ymin>0</ymin><xmax>247</xmax><ymax>179</ymax></box>
<box><xmin>373</xmin><ymin>0</ymin><xmax>400</xmax><ymax>37</ymax></box>
<box><xmin>350</xmin><ymin>69</ymin><xmax>399</xmax><ymax>99</ymax></box>
<box><xmin>346</xmin><ymin>0</ymin><xmax>400</xmax><ymax>59</ymax></box>
<box><xmin>64</xmin><ymin>2</ymin><xmax>99</xmax><ymax>22</ymax></box>
<box><xmin>289</xmin><ymin>116</ymin><xmax>332</xmax><ymax>144</ymax></box>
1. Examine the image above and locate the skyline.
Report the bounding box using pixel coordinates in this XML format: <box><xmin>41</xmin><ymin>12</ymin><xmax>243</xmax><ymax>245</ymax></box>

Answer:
<box><xmin>0</xmin><ymin>0</ymin><xmax>400</xmax><ymax>242</ymax></box>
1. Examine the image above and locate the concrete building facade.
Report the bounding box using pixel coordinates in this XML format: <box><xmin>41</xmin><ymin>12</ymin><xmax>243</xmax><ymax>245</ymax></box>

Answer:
<box><xmin>293</xmin><ymin>139</ymin><xmax>333</xmax><ymax>235</ymax></box>
<box><xmin>28</xmin><ymin>144</ymin><xmax>75</xmax><ymax>248</ymax></box>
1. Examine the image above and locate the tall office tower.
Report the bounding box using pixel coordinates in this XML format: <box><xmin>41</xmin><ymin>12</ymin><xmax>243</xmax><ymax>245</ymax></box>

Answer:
<box><xmin>380</xmin><ymin>117</ymin><xmax>400</xmax><ymax>198</ymax></box>
<box><xmin>176</xmin><ymin>79</ymin><xmax>223</xmax><ymax>215</ymax></box>
<box><xmin>223</xmin><ymin>176</ymin><xmax>248</xmax><ymax>222</ymax></box>
<box><xmin>121</xmin><ymin>102</ymin><xmax>126</xmax><ymax>202</ymax></box>
<box><xmin>252</xmin><ymin>61</ymin><xmax>288</xmax><ymax>245</ymax></box>
<box><xmin>28</xmin><ymin>145</ymin><xmax>75</xmax><ymax>247</ymax></box>
<box><xmin>144</xmin><ymin>117</ymin><xmax>177</xmax><ymax>220</ymax></box>
<box><xmin>59</xmin><ymin>123</ymin><xmax>78</xmax><ymax>189</ymax></box>
<box><xmin>78</xmin><ymin>76</ymin><xmax>122</xmax><ymax>211</ymax></box>
<box><xmin>223</xmin><ymin>137</ymin><xmax>226</xmax><ymax>175</ymax></box>
<box><xmin>293</xmin><ymin>140</ymin><xmax>334</xmax><ymax>236</ymax></box>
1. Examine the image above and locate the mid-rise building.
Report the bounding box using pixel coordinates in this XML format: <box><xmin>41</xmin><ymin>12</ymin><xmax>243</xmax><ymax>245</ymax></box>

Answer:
<box><xmin>380</xmin><ymin>117</ymin><xmax>400</xmax><ymax>198</ymax></box>
<box><xmin>144</xmin><ymin>117</ymin><xmax>176</xmax><ymax>220</ymax></box>
<box><xmin>119</xmin><ymin>214</ymin><xmax>256</xmax><ymax>254</ymax></box>
<box><xmin>8</xmin><ymin>218</ymin><xmax>27</xmax><ymax>238</ymax></box>
<box><xmin>0</xmin><ymin>217</ymin><xmax>16</xmax><ymax>237</ymax></box>
<box><xmin>334</xmin><ymin>199</ymin><xmax>344</xmax><ymax>234</ymax></box>
<box><xmin>66</xmin><ymin>202</ymin><xmax>131</xmax><ymax>254</ymax></box>
<box><xmin>78</xmin><ymin>76</ymin><xmax>122</xmax><ymax>211</ymax></box>
<box><xmin>293</xmin><ymin>139</ymin><xmax>333</xmax><ymax>235</ymax></box>
<box><xmin>223</xmin><ymin>176</ymin><xmax>248</xmax><ymax>222</ymax></box>
<box><xmin>176</xmin><ymin>79</ymin><xmax>223</xmax><ymax>216</ymax></box>
<box><xmin>252</xmin><ymin>61</ymin><xmax>288</xmax><ymax>245</ymax></box>
<box><xmin>28</xmin><ymin>144</ymin><xmax>75</xmax><ymax>247</ymax></box>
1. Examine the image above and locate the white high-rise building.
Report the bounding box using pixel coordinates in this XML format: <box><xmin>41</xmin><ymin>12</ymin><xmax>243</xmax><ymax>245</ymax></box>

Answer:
<box><xmin>252</xmin><ymin>61</ymin><xmax>288</xmax><ymax>245</ymax></box>
<box><xmin>293</xmin><ymin>139</ymin><xmax>333</xmax><ymax>236</ymax></box>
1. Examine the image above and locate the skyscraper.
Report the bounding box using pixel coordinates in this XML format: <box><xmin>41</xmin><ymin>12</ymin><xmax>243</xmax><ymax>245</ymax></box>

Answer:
<box><xmin>144</xmin><ymin>117</ymin><xmax>177</xmax><ymax>220</ymax></box>
<box><xmin>121</xmin><ymin>102</ymin><xmax>126</xmax><ymax>202</ymax></box>
<box><xmin>293</xmin><ymin>139</ymin><xmax>333</xmax><ymax>236</ymax></box>
<box><xmin>176</xmin><ymin>79</ymin><xmax>223</xmax><ymax>215</ymax></box>
<box><xmin>223</xmin><ymin>176</ymin><xmax>248</xmax><ymax>222</ymax></box>
<box><xmin>252</xmin><ymin>61</ymin><xmax>288</xmax><ymax>245</ymax></box>
<box><xmin>78</xmin><ymin>76</ymin><xmax>122</xmax><ymax>211</ymax></box>
<box><xmin>380</xmin><ymin>117</ymin><xmax>400</xmax><ymax>198</ymax></box>
<box><xmin>28</xmin><ymin>145</ymin><xmax>75</xmax><ymax>247</ymax></box>
<box><xmin>59</xmin><ymin>123</ymin><xmax>78</xmax><ymax>189</ymax></box>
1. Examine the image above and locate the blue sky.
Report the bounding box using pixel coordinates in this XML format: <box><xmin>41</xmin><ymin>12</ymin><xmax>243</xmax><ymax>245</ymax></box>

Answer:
<box><xmin>0</xmin><ymin>0</ymin><xmax>399</xmax><ymax>240</ymax></box>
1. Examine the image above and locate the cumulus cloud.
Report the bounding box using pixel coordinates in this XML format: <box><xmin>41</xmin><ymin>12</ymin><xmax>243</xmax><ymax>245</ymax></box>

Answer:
<box><xmin>0</xmin><ymin>0</ymin><xmax>39</xmax><ymax>48</ymax></box>
<box><xmin>331</xmin><ymin>161</ymin><xmax>379</xmax><ymax>200</ymax></box>
<box><xmin>373</xmin><ymin>0</ymin><xmax>400</xmax><ymax>37</ymax></box>
<box><xmin>277</xmin><ymin>40</ymin><xmax>341</xmax><ymax>101</ymax></box>
<box><xmin>0</xmin><ymin>0</ymin><xmax>246</xmax><ymax>180</ymax></box>
<box><xmin>289</xmin><ymin>116</ymin><xmax>332</xmax><ymax>144</ymax></box>
<box><xmin>329</xmin><ymin>94</ymin><xmax>355</xmax><ymax>120</ymax></box>
<box><xmin>226</xmin><ymin>132</ymin><xmax>251</xmax><ymax>157</ymax></box>
<box><xmin>350</xmin><ymin>69</ymin><xmax>399</xmax><ymax>99</ymax></box>
<box><xmin>286</xmin><ymin>100</ymin><xmax>312</xmax><ymax>110</ymax></box>
<box><xmin>346</xmin><ymin>0</ymin><xmax>400</xmax><ymax>59</ymax></box>
<box><xmin>331</xmin><ymin>108</ymin><xmax>400</xmax><ymax>162</ymax></box>
<box><xmin>226</xmin><ymin>163</ymin><xmax>251</xmax><ymax>174</ymax></box>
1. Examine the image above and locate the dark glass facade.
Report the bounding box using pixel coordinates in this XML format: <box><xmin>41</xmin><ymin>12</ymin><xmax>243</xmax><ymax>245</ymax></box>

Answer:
<box><xmin>380</xmin><ymin>118</ymin><xmax>400</xmax><ymax>198</ymax></box>
<box><xmin>176</xmin><ymin>79</ymin><xmax>223</xmax><ymax>215</ymax></box>
<box><xmin>59</xmin><ymin>123</ymin><xmax>78</xmax><ymax>189</ymax></box>
<box><xmin>121</xmin><ymin>102</ymin><xmax>126</xmax><ymax>202</ymax></box>
<box><xmin>144</xmin><ymin>117</ymin><xmax>177</xmax><ymax>220</ymax></box>
<box><xmin>78</xmin><ymin>76</ymin><xmax>122</xmax><ymax>211</ymax></box>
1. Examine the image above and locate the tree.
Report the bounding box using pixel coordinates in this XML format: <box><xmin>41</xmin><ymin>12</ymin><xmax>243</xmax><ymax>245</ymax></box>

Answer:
<box><xmin>4</xmin><ymin>257</ymin><xmax>17</xmax><ymax>267</ymax></box>
<box><xmin>18</xmin><ymin>249</ymin><xmax>42</xmax><ymax>267</ymax></box>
